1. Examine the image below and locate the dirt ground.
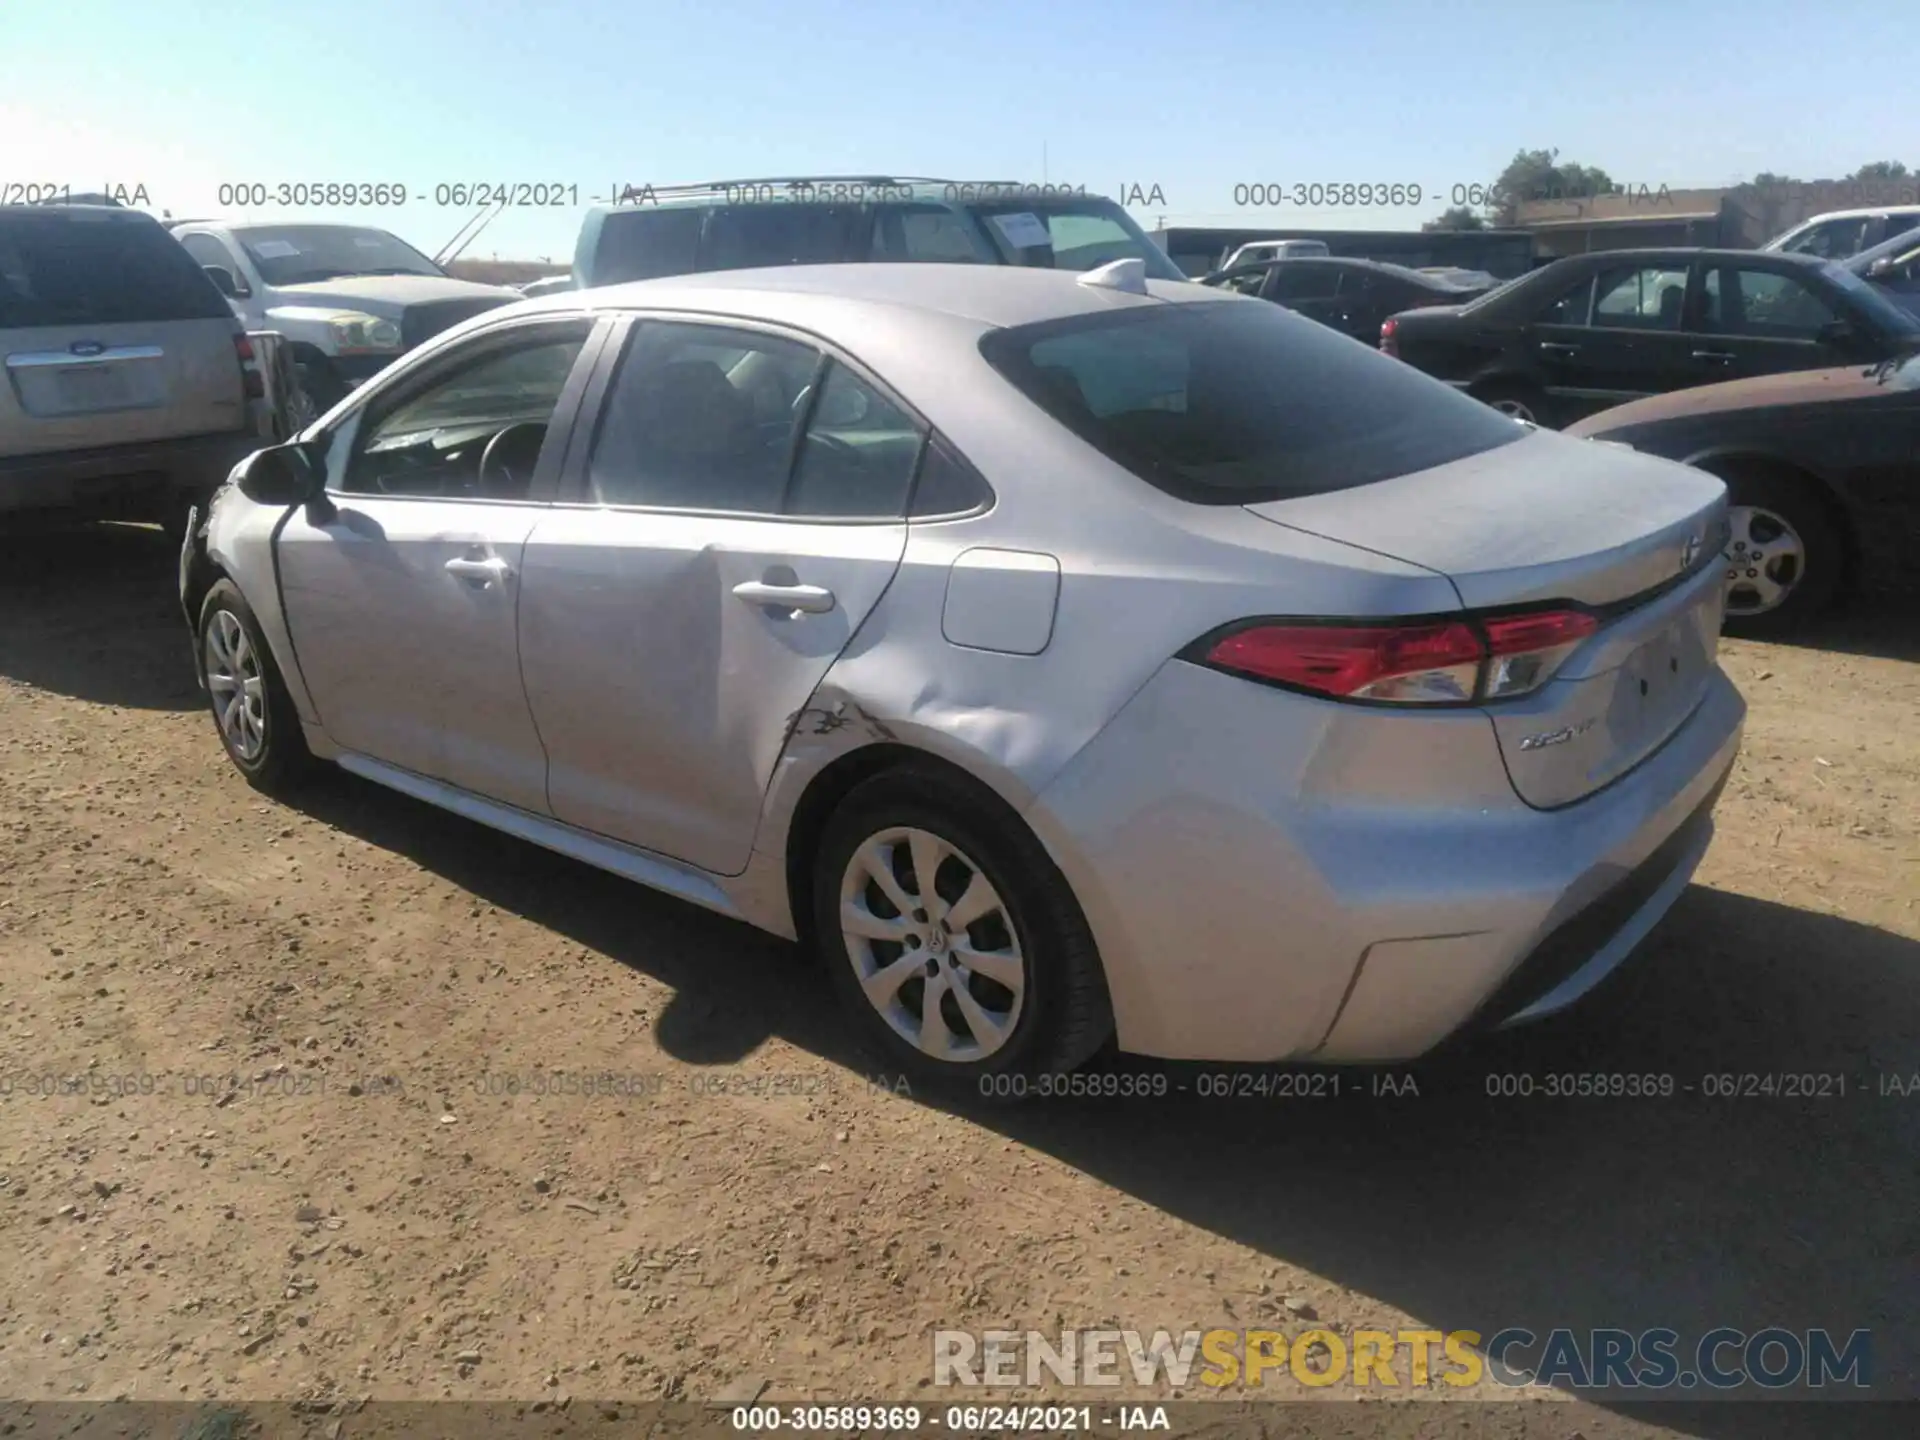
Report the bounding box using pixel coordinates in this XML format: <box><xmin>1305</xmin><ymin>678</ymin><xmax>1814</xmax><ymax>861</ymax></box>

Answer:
<box><xmin>0</xmin><ymin>525</ymin><xmax>1915</xmax><ymax>1438</ymax></box>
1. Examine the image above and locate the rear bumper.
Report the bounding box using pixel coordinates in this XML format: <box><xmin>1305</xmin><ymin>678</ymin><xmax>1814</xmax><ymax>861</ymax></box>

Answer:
<box><xmin>1026</xmin><ymin>660</ymin><xmax>1746</xmax><ymax>1064</ymax></box>
<box><xmin>0</xmin><ymin>428</ymin><xmax>258</xmax><ymax>520</ymax></box>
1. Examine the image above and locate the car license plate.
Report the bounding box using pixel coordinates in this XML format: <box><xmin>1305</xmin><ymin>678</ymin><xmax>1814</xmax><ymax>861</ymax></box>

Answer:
<box><xmin>55</xmin><ymin>364</ymin><xmax>133</xmax><ymax>410</ymax></box>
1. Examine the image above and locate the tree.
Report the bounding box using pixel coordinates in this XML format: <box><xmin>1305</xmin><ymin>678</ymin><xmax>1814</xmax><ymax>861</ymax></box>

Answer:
<box><xmin>1487</xmin><ymin>148</ymin><xmax>1615</xmax><ymax>224</ymax></box>
<box><xmin>1423</xmin><ymin>206</ymin><xmax>1486</xmax><ymax>232</ymax></box>
<box><xmin>1751</xmin><ymin>171</ymin><xmax>1801</xmax><ymax>187</ymax></box>
<box><xmin>1849</xmin><ymin>161</ymin><xmax>1912</xmax><ymax>180</ymax></box>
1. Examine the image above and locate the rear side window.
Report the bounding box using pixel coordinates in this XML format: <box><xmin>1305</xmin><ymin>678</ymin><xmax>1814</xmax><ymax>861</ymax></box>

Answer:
<box><xmin>868</xmin><ymin>205</ymin><xmax>995</xmax><ymax>263</ymax></box>
<box><xmin>701</xmin><ymin>205</ymin><xmax>863</xmax><ymax>273</ymax></box>
<box><xmin>586</xmin><ymin>207</ymin><xmax>704</xmax><ymax>284</ymax></box>
<box><xmin>0</xmin><ymin>212</ymin><xmax>232</xmax><ymax>327</ymax></box>
<box><xmin>980</xmin><ymin>299</ymin><xmax>1526</xmax><ymax>505</ymax></box>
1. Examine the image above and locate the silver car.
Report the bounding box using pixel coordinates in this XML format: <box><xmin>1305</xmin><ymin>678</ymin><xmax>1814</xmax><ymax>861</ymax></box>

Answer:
<box><xmin>179</xmin><ymin>261</ymin><xmax>1745</xmax><ymax>1090</ymax></box>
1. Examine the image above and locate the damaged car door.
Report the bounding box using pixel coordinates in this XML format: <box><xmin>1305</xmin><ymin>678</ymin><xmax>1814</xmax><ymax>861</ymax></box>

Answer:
<box><xmin>515</xmin><ymin>316</ymin><xmax>924</xmax><ymax>876</ymax></box>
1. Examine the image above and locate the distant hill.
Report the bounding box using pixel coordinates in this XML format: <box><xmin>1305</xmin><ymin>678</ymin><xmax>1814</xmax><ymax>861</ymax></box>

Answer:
<box><xmin>447</xmin><ymin>259</ymin><xmax>570</xmax><ymax>287</ymax></box>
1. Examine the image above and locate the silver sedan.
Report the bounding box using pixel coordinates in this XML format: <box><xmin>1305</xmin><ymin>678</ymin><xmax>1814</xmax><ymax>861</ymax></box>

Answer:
<box><xmin>180</xmin><ymin>260</ymin><xmax>1745</xmax><ymax>1092</ymax></box>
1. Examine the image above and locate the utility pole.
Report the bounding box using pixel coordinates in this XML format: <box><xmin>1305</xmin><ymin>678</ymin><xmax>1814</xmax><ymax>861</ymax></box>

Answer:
<box><xmin>1043</xmin><ymin>142</ymin><xmax>1048</xmax><ymax>185</ymax></box>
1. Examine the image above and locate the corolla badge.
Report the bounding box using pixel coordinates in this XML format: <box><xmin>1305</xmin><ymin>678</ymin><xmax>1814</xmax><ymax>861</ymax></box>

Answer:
<box><xmin>1518</xmin><ymin>716</ymin><xmax>1597</xmax><ymax>751</ymax></box>
<box><xmin>1681</xmin><ymin>532</ymin><xmax>1703</xmax><ymax>572</ymax></box>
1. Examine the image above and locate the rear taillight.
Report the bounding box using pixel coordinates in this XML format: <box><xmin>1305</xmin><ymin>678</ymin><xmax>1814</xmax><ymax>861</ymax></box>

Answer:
<box><xmin>234</xmin><ymin>333</ymin><xmax>264</xmax><ymax>399</ymax></box>
<box><xmin>1193</xmin><ymin>608</ymin><xmax>1599</xmax><ymax>706</ymax></box>
<box><xmin>1379</xmin><ymin>316</ymin><xmax>1399</xmax><ymax>357</ymax></box>
<box><xmin>1480</xmin><ymin>609</ymin><xmax>1599</xmax><ymax>698</ymax></box>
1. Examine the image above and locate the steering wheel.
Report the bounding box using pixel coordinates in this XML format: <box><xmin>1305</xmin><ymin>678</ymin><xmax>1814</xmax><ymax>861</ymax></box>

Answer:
<box><xmin>476</xmin><ymin>421</ymin><xmax>548</xmax><ymax>498</ymax></box>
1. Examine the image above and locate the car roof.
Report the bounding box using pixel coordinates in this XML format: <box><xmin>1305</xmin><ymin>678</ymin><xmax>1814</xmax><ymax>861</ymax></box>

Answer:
<box><xmin>589</xmin><ymin>180</ymin><xmax>1117</xmax><ymax>217</ymax></box>
<box><xmin>1550</xmin><ymin>247</ymin><xmax>1831</xmax><ymax>267</ymax></box>
<box><xmin>173</xmin><ymin>218</ymin><xmax>377</xmax><ymax>231</ymax></box>
<box><xmin>1786</xmin><ymin>204</ymin><xmax>1920</xmax><ymax>225</ymax></box>
<box><xmin>1</xmin><ymin>203</ymin><xmax>152</xmax><ymax>219</ymax></box>
<box><xmin>511</xmin><ymin>262</ymin><xmax>1226</xmax><ymax>332</ymax></box>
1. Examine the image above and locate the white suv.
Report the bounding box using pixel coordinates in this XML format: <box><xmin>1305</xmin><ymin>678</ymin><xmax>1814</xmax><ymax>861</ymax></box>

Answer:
<box><xmin>1763</xmin><ymin>206</ymin><xmax>1920</xmax><ymax>260</ymax></box>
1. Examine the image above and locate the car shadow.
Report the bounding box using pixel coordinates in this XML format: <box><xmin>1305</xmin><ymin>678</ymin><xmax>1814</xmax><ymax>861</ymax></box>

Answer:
<box><xmin>279</xmin><ymin>763</ymin><xmax>1919</xmax><ymax>1434</ymax></box>
<box><xmin>0</xmin><ymin>523</ymin><xmax>202</xmax><ymax>711</ymax></box>
<box><xmin>1779</xmin><ymin>590</ymin><xmax>1920</xmax><ymax>665</ymax></box>
<box><xmin>10</xmin><ymin>523</ymin><xmax>1915</xmax><ymax>1433</ymax></box>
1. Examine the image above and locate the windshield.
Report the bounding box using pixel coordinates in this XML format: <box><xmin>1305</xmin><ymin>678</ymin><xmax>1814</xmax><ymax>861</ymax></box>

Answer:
<box><xmin>979</xmin><ymin>297</ymin><xmax>1526</xmax><ymax>505</ymax></box>
<box><xmin>1824</xmin><ymin>262</ymin><xmax>1920</xmax><ymax>338</ymax></box>
<box><xmin>965</xmin><ymin>200</ymin><xmax>1187</xmax><ymax>281</ymax></box>
<box><xmin>1847</xmin><ymin>225</ymin><xmax>1920</xmax><ymax>274</ymax></box>
<box><xmin>234</xmin><ymin>225</ymin><xmax>445</xmax><ymax>285</ymax></box>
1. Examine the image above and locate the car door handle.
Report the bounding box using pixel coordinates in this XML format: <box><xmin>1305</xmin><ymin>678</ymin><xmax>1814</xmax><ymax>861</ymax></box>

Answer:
<box><xmin>444</xmin><ymin>555</ymin><xmax>513</xmax><ymax>585</ymax></box>
<box><xmin>1538</xmin><ymin>341</ymin><xmax>1581</xmax><ymax>355</ymax></box>
<box><xmin>1692</xmin><ymin>350</ymin><xmax>1736</xmax><ymax>362</ymax></box>
<box><xmin>732</xmin><ymin>580</ymin><xmax>836</xmax><ymax>615</ymax></box>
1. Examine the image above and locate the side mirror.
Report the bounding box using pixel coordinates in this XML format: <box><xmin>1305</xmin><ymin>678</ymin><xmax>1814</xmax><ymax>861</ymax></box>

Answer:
<box><xmin>237</xmin><ymin>441</ymin><xmax>323</xmax><ymax>506</ymax></box>
<box><xmin>1867</xmin><ymin>257</ymin><xmax>1895</xmax><ymax>279</ymax></box>
<box><xmin>203</xmin><ymin>264</ymin><xmax>245</xmax><ymax>299</ymax></box>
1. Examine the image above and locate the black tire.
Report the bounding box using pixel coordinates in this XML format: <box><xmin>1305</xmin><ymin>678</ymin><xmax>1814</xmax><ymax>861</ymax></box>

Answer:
<box><xmin>811</xmin><ymin>766</ymin><xmax>1114</xmax><ymax>1103</ymax></box>
<box><xmin>290</xmin><ymin>356</ymin><xmax>346</xmax><ymax>429</ymax></box>
<box><xmin>1713</xmin><ymin>467</ymin><xmax>1845</xmax><ymax>639</ymax></box>
<box><xmin>1470</xmin><ymin>379</ymin><xmax>1551</xmax><ymax>428</ymax></box>
<box><xmin>196</xmin><ymin>579</ymin><xmax>316</xmax><ymax>793</ymax></box>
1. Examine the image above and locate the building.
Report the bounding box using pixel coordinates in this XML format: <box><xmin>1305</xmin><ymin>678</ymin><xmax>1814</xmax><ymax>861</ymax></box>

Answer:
<box><xmin>1513</xmin><ymin>177</ymin><xmax>1920</xmax><ymax>257</ymax></box>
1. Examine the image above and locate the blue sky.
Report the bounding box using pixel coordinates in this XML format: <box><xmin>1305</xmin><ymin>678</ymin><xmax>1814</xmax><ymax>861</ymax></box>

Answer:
<box><xmin>4</xmin><ymin>0</ymin><xmax>1915</xmax><ymax>263</ymax></box>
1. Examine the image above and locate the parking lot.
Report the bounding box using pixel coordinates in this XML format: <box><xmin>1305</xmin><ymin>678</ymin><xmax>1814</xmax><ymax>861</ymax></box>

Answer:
<box><xmin>1</xmin><ymin>522</ymin><xmax>1914</xmax><ymax>1429</ymax></box>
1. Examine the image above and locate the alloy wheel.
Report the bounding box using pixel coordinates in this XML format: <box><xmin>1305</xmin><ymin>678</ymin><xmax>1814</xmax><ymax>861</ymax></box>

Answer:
<box><xmin>204</xmin><ymin>610</ymin><xmax>267</xmax><ymax>761</ymax></box>
<box><xmin>1722</xmin><ymin>504</ymin><xmax>1806</xmax><ymax>617</ymax></box>
<box><xmin>838</xmin><ymin>826</ymin><xmax>1026</xmax><ymax>1062</ymax></box>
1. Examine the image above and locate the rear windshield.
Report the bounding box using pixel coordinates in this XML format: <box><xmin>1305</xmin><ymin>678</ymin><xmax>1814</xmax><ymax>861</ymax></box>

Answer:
<box><xmin>979</xmin><ymin>297</ymin><xmax>1527</xmax><ymax>505</ymax></box>
<box><xmin>965</xmin><ymin>201</ymin><xmax>1187</xmax><ymax>280</ymax></box>
<box><xmin>0</xmin><ymin>211</ymin><xmax>233</xmax><ymax>327</ymax></box>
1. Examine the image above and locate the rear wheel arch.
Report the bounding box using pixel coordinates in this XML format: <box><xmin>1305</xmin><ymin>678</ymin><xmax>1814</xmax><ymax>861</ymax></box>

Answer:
<box><xmin>781</xmin><ymin>744</ymin><xmax>1033</xmax><ymax>946</ymax></box>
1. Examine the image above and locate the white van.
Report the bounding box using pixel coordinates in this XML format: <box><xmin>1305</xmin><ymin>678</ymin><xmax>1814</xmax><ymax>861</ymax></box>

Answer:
<box><xmin>1220</xmin><ymin>238</ymin><xmax>1331</xmax><ymax>269</ymax></box>
<box><xmin>1762</xmin><ymin>206</ymin><xmax>1920</xmax><ymax>259</ymax></box>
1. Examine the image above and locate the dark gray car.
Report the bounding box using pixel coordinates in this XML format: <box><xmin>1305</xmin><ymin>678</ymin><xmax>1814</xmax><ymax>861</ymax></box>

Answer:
<box><xmin>1382</xmin><ymin>247</ymin><xmax>1920</xmax><ymax>428</ymax></box>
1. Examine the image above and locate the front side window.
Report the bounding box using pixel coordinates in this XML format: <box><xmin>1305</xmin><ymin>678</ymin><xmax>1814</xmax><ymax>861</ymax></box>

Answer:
<box><xmin>339</xmin><ymin>330</ymin><xmax>588</xmax><ymax>499</ymax></box>
<box><xmin>1536</xmin><ymin>275</ymin><xmax>1595</xmax><ymax>326</ymax></box>
<box><xmin>587</xmin><ymin>323</ymin><xmax>820</xmax><ymax>512</ymax></box>
<box><xmin>981</xmin><ymin>298</ymin><xmax>1526</xmax><ymax>505</ymax></box>
<box><xmin>1592</xmin><ymin>266</ymin><xmax>1691</xmax><ymax>330</ymax></box>
<box><xmin>233</xmin><ymin>225</ymin><xmax>443</xmax><ymax>286</ymax></box>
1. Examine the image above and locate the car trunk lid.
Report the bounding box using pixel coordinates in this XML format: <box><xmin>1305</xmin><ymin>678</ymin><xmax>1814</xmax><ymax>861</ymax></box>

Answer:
<box><xmin>2</xmin><ymin>317</ymin><xmax>247</xmax><ymax>456</ymax></box>
<box><xmin>1244</xmin><ymin>429</ymin><xmax>1731</xmax><ymax>806</ymax></box>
